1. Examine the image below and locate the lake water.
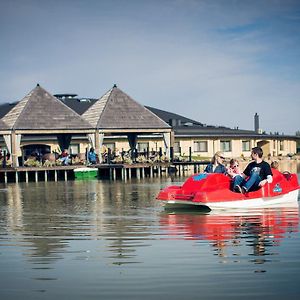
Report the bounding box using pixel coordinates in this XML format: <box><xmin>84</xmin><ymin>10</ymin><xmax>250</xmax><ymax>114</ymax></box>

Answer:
<box><xmin>0</xmin><ymin>173</ymin><xmax>300</xmax><ymax>300</ymax></box>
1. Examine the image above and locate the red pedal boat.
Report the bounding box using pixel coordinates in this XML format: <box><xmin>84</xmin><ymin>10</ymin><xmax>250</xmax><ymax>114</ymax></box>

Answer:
<box><xmin>157</xmin><ymin>169</ymin><xmax>299</xmax><ymax>210</ymax></box>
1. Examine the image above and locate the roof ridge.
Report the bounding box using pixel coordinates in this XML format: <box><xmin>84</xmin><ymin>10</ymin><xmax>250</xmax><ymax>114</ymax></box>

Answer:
<box><xmin>145</xmin><ymin>105</ymin><xmax>203</xmax><ymax>126</ymax></box>
<box><xmin>142</xmin><ymin>105</ymin><xmax>170</xmax><ymax>128</ymax></box>
<box><xmin>15</xmin><ymin>85</ymin><xmax>92</xmax><ymax>129</ymax></box>
<box><xmin>95</xmin><ymin>87</ymin><xmax>114</xmax><ymax>128</ymax></box>
<box><xmin>82</xmin><ymin>87</ymin><xmax>113</xmax><ymax>128</ymax></box>
<box><xmin>2</xmin><ymin>88</ymin><xmax>34</xmax><ymax>129</ymax></box>
<box><xmin>95</xmin><ymin>87</ymin><xmax>171</xmax><ymax>129</ymax></box>
<box><xmin>3</xmin><ymin>85</ymin><xmax>93</xmax><ymax>130</ymax></box>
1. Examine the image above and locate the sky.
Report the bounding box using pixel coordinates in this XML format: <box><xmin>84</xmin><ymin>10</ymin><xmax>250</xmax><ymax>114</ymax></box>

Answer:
<box><xmin>0</xmin><ymin>0</ymin><xmax>300</xmax><ymax>135</ymax></box>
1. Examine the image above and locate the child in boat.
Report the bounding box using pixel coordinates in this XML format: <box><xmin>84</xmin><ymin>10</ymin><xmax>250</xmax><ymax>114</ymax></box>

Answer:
<box><xmin>271</xmin><ymin>160</ymin><xmax>279</xmax><ymax>170</ymax></box>
<box><xmin>227</xmin><ymin>159</ymin><xmax>241</xmax><ymax>178</ymax></box>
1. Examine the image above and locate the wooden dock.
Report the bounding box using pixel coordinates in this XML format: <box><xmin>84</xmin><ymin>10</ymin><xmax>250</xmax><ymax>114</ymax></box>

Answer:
<box><xmin>0</xmin><ymin>161</ymin><xmax>209</xmax><ymax>183</ymax></box>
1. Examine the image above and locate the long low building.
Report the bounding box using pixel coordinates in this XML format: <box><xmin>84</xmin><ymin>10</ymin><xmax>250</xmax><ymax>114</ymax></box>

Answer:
<box><xmin>0</xmin><ymin>84</ymin><xmax>299</xmax><ymax>166</ymax></box>
<box><xmin>145</xmin><ymin>106</ymin><xmax>299</xmax><ymax>159</ymax></box>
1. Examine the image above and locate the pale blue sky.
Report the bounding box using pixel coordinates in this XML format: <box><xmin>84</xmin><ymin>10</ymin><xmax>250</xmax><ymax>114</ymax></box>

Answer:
<box><xmin>0</xmin><ymin>0</ymin><xmax>299</xmax><ymax>134</ymax></box>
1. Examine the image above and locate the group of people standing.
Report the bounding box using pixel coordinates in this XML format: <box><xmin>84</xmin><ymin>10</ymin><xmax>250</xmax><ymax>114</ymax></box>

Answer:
<box><xmin>204</xmin><ymin>147</ymin><xmax>273</xmax><ymax>194</ymax></box>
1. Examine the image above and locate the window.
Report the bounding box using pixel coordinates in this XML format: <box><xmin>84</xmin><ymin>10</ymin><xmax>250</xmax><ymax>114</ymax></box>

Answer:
<box><xmin>280</xmin><ymin>140</ymin><xmax>284</xmax><ymax>151</ymax></box>
<box><xmin>194</xmin><ymin>141</ymin><xmax>208</xmax><ymax>152</ymax></box>
<box><xmin>242</xmin><ymin>140</ymin><xmax>251</xmax><ymax>151</ymax></box>
<box><xmin>220</xmin><ymin>140</ymin><xmax>231</xmax><ymax>152</ymax></box>
<box><xmin>137</xmin><ymin>142</ymin><xmax>149</xmax><ymax>153</ymax></box>
<box><xmin>69</xmin><ymin>144</ymin><xmax>79</xmax><ymax>155</ymax></box>
<box><xmin>173</xmin><ymin>142</ymin><xmax>180</xmax><ymax>153</ymax></box>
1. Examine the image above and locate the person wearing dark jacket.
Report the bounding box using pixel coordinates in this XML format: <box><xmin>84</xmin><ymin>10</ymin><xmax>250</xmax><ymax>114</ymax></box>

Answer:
<box><xmin>204</xmin><ymin>151</ymin><xmax>227</xmax><ymax>174</ymax></box>
<box><xmin>233</xmin><ymin>147</ymin><xmax>273</xmax><ymax>193</ymax></box>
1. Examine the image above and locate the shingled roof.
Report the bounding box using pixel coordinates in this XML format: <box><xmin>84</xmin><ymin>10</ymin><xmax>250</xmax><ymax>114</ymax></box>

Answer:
<box><xmin>1</xmin><ymin>85</ymin><xmax>92</xmax><ymax>130</ymax></box>
<box><xmin>0</xmin><ymin>119</ymin><xmax>9</xmax><ymax>131</ymax></box>
<box><xmin>82</xmin><ymin>85</ymin><xmax>170</xmax><ymax>130</ymax></box>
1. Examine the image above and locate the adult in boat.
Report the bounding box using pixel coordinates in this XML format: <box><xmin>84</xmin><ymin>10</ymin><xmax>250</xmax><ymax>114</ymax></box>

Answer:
<box><xmin>233</xmin><ymin>147</ymin><xmax>273</xmax><ymax>193</ymax></box>
<box><xmin>204</xmin><ymin>151</ymin><xmax>227</xmax><ymax>174</ymax></box>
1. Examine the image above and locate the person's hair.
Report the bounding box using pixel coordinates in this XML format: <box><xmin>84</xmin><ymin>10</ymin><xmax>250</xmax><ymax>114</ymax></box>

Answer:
<box><xmin>229</xmin><ymin>158</ymin><xmax>239</xmax><ymax>166</ymax></box>
<box><xmin>211</xmin><ymin>151</ymin><xmax>224</xmax><ymax>164</ymax></box>
<box><xmin>211</xmin><ymin>155</ymin><xmax>217</xmax><ymax>164</ymax></box>
<box><xmin>251</xmin><ymin>147</ymin><xmax>263</xmax><ymax>158</ymax></box>
<box><xmin>271</xmin><ymin>160</ymin><xmax>279</xmax><ymax>169</ymax></box>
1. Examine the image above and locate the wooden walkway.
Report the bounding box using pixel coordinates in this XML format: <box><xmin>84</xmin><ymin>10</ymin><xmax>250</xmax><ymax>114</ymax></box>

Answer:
<box><xmin>0</xmin><ymin>161</ymin><xmax>209</xmax><ymax>183</ymax></box>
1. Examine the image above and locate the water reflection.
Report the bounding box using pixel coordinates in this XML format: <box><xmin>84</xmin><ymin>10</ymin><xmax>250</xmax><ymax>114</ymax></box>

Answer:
<box><xmin>0</xmin><ymin>176</ymin><xmax>300</xmax><ymax>299</ymax></box>
<box><xmin>0</xmin><ymin>180</ymin><xmax>159</xmax><ymax>267</ymax></box>
<box><xmin>160</xmin><ymin>205</ymin><xmax>299</xmax><ymax>269</ymax></box>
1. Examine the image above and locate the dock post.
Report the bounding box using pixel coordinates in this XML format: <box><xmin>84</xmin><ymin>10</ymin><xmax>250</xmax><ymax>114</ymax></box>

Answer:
<box><xmin>45</xmin><ymin>170</ymin><xmax>48</xmax><ymax>182</ymax></box>
<box><xmin>54</xmin><ymin>170</ymin><xmax>57</xmax><ymax>181</ymax></box>
<box><xmin>64</xmin><ymin>170</ymin><xmax>67</xmax><ymax>181</ymax></box>
<box><xmin>136</xmin><ymin>168</ymin><xmax>140</xmax><ymax>180</ymax></box>
<box><xmin>142</xmin><ymin>167</ymin><xmax>145</xmax><ymax>178</ymax></box>
<box><xmin>4</xmin><ymin>172</ymin><xmax>7</xmax><ymax>184</ymax></box>
<box><xmin>122</xmin><ymin>168</ymin><xmax>127</xmax><ymax>182</ymax></box>
<box><xmin>150</xmin><ymin>166</ymin><xmax>153</xmax><ymax>178</ymax></box>
<box><xmin>158</xmin><ymin>166</ymin><xmax>161</xmax><ymax>177</ymax></box>
<box><xmin>113</xmin><ymin>168</ymin><xmax>116</xmax><ymax>180</ymax></box>
<box><xmin>128</xmin><ymin>168</ymin><xmax>132</xmax><ymax>179</ymax></box>
<box><xmin>35</xmin><ymin>171</ymin><xmax>38</xmax><ymax>182</ymax></box>
<box><xmin>25</xmin><ymin>171</ymin><xmax>28</xmax><ymax>183</ymax></box>
<box><xmin>15</xmin><ymin>171</ymin><xmax>19</xmax><ymax>183</ymax></box>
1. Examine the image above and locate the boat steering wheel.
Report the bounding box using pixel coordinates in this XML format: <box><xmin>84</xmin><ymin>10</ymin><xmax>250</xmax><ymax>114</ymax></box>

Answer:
<box><xmin>282</xmin><ymin>171</ymin><xmax>291</xmax><ymax>180</ymax></box>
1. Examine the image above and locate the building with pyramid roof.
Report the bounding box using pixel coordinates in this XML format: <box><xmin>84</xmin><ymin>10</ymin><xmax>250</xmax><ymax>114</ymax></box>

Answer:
<box><xmin>0</xmin><ymin>84</ymin><xmax>298</xmax><ymax>168</ymax></box>
<box><xmin>82</xmin><ymin>85</ymin><xmax>170</xmax><ymax>130</ymax></box>
<box><xmin>1</xmin><ymin>84</ymin><xmax>93</xmax><ymax>166</ymax></box>
<box><xmin>81</xmin><ymin>85</ymin><xmax>171</xmax><ymax>161</ymax></box>
<box><xmin>2</xmin><ymin>84</ymin><xmax>92</xmax><ymax>130</ymax></box>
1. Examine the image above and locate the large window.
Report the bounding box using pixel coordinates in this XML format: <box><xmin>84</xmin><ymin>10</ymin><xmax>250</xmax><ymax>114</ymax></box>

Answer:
<box><xmin>220</xmin><ymin>140</ymin><xmax>231</xmax><ymax>152</ymax></box>
<box><xmin>242</xmin><ymin>140</ymin><xmax>251</xmax><ymax>151</ymax></box>
<box><xmin>194</xmin><ymin>141</ymin><xmax>208</xmax><ymax>152</ymax></box>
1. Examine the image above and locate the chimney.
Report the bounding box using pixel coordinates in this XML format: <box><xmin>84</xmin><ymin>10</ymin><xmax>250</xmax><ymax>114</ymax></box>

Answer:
<box><xmin>169</xmin><ymin>119</ymin><xmax>177</xmax><ymax>127</ymax></box>
<box><xmin>254</xmin><ymin>113</ymin><xmax>259</xmax><ymax>133</ymax></box>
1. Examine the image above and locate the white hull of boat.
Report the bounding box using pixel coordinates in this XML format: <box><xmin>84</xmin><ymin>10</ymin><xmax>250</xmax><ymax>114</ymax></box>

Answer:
<box><xmin>163</xmin><ymin>189</ymin><xmax>299</xmax><ymax>210</ymax></box>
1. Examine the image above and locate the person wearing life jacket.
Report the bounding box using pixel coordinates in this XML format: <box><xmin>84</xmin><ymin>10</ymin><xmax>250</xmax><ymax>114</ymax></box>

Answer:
<box><xmin>233</xmin><ymin>147</ymin><xmax>273</xmax><ymax>193</ymax></box>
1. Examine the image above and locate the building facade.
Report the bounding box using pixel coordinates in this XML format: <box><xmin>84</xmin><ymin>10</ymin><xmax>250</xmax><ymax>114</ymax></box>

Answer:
<box><xmin>0</xmin><ymin>85</ymin><xmax>299</xmax><ymax>166</ymax></box>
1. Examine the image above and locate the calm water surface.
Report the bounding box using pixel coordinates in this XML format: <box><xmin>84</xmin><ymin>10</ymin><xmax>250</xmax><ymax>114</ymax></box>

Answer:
<box><xmin>0</xmin><ymin>174</ymin><xmax>299</xmax><ymax>300</ymax></box>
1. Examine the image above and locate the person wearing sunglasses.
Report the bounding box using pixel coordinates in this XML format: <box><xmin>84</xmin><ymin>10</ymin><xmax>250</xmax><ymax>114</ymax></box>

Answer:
<box><xmin>204</xmin><ymin>151</ymin><xmax>227</xmax><ymax>174</ymax></box>
<box><xmin>227</xmin><ymin>159</ymin><xmax>241</xmax><ymax>178</ymax></box>
<box><xmin>233</xmin><ymin>147</ymin><xmax>273</xmax><ymax>194</ymax></box>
